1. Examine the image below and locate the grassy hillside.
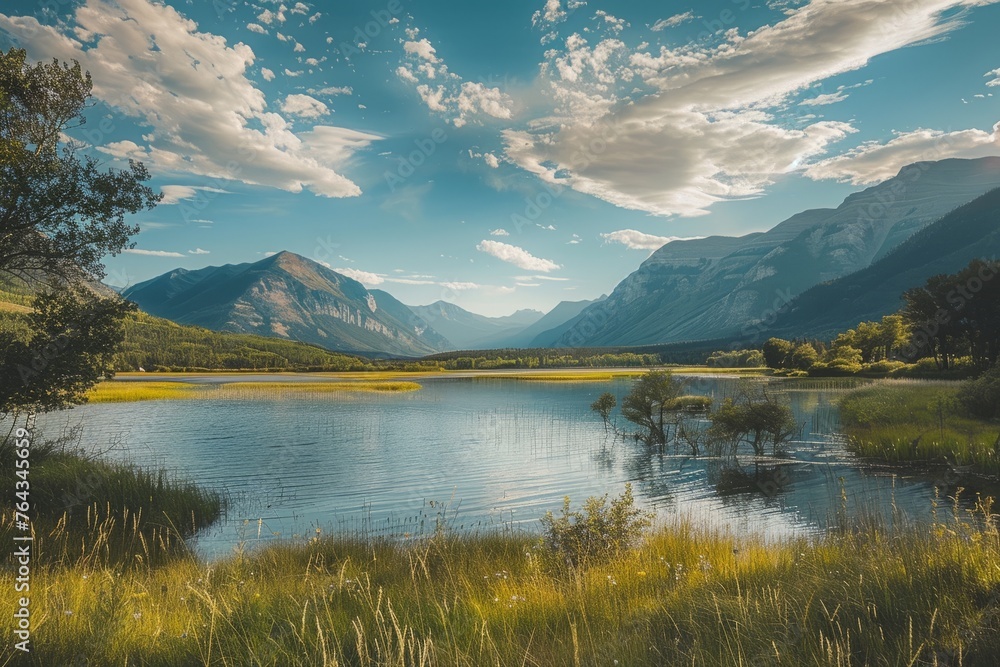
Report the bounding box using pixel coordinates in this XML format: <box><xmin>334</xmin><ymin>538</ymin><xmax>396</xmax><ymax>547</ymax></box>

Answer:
<box><xmin>0</xmin><ymin>284</ymin><xmax>366</xmax><ymax>372</ymax></box>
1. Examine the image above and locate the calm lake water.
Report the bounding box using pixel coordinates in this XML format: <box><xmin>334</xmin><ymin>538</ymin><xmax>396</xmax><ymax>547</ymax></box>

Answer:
<box><xmin>36</xmin><ymin>375</ymin><xmax>949</xmax><ymax>558</ymax></box>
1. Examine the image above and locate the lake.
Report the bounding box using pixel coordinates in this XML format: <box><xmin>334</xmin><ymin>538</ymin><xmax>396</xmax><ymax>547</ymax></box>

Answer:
<box><xmin>36</xmin><ymin>375</ymin><xmax>948</xmax><ymax>558</ymax></box>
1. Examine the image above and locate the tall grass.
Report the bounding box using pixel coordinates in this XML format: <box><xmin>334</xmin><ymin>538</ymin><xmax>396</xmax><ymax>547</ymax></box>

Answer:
<box><xmin>3</xmin><ymin>504</ymin><xmax>999</xmax><ymax>666</ymax></box>
<box><xmin>840</xmin><ymin>382</ymin><xmax>1000</xmax><ymax>474</ymax></box>
<box><xmin>0</xmin><ymin>431</ymin><xmax>223</xmax><ymax>568</ymax></box>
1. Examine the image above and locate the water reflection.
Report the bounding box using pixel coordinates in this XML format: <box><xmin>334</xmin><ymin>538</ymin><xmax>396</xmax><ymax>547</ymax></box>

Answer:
<box><xmin>32</xmin><ymin>375</ymin><xmax>971</xmax><ymax>558</ymax></box>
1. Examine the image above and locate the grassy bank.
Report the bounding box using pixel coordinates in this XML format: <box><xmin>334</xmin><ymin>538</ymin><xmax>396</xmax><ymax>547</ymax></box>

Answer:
<box><xmin>840</xmin><ymin>382</ymin><xmax>1000</xmax><ymax>474</ymax></box>
<box><xmin>0</xmin><ymin>431</ymin><xmax>223</xmax><ymax>569</ymax></box>
<box><xmin>87</xmin><ymin>380</ymin><xmax>422</xmax><ymax>403</ymax></box>
<box><xmin>3</xmin><ymin>505</ymin><xmax>999</xmax><ymax>666</ymax></box>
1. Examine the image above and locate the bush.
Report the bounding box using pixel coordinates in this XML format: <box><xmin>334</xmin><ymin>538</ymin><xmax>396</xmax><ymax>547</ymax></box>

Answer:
<box><xmin>958</xmin><ymin>364</ymin><xmax>1000</xmax><ymax>420</ymax></box>
<box><xmin>862</xmin><ymin>360</ymin><xmax>907</xmax><ymax>374</ymax></box>
<box><xmin>540</xmin><ymin>484</ymin><xmax>651</xmax><ymax>569</ymax></box>
<box><xmin>808</xmin><ymin>361</ymin><xmax>861</xmax><ymax>376</ymax></box>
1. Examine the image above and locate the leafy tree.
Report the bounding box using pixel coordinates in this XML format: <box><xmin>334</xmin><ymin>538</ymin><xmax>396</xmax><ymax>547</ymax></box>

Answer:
<box><xmin>0</xmin><ymin>48</ymin><xmax>159</xmax><ymax>420</ymax></box>
<box><xmin>620</xmin><ymin>370</ymin><xmax>684</xmax><ymax>445</ymax></box>
<box><xmin>788</xmin><ymin>343</ymin><xmax>819</xmax><ymax>371</ymax></box>
<box><xmin>590</xmin><ymin>392</ymin><xmax>616</xmax><ymax>432</ymax></box>
<box><xmin>902</xmin><ymin>260</ymin><xmax>1000</xmax><ymax>370</ymax></box>
<box><xmin>762</xmin><ymin>338</ymin><xmax>793</xmax><ymax>369</ymax></box>
<box><xmin>708</xmin><ymin>384</ymin><xmax>797</xmax><ymax>457</ymax></box>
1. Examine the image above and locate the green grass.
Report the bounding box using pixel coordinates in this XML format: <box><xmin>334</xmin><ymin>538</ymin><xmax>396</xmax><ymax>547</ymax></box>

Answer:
<box><xmin>0</xmin><ymin>432</ymin><xmax>223</xmax><ymax>569</ymax></box>
<box><xmin>3</xmin><ymin>507</ymin><xmax>1000</xmax><ymax>666</ymax></box>
<box><xmin>840</xmin><ymin>382</ymin><xmax>1000</xmax><ymax>474</ymax></box>
<box><xmin>87</xmin><ymin>380</ymin><xmax>422</xmax><ymax>403</ymax></box>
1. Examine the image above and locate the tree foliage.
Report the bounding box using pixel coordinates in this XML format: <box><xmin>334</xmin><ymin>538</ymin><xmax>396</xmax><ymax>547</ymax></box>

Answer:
<box><xmin>708</xmin><ymin>382</ymin><xmax>797</xmax><ymax>456</ymax></box>
<box><xmin>1</xmin><ymin>48</ymin><xmax>159</xmax><ymax>417</ymax></box>
<box><xmin>620</xmin><ymin>370</ymin><xmax>684</xmax><ymax>445</ymax></box>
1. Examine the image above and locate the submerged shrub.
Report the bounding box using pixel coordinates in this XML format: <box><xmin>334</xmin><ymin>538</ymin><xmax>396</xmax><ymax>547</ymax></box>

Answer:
<box><xmin>540</xmin><ymin>484</ymin><xmax>651</xmax><ymax>569</ymax></box>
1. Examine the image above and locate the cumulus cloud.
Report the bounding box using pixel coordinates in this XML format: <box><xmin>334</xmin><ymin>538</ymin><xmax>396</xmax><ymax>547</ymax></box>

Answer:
<box><xmin>257</xmin><ymin>8</ymin><xmax>285</xmax><ymax>25</ymax></box>
<box><xmin>404</xmin><ymin>38</ymin><xmax>438</xmax><ymax>62</ymax></box>
<box><xmin>601</xmin><ymin>229</ymin><xmax>703</xmax><ymax>250</ymax></box>
<box><xmin>504</xmin><ymin>0</ymin><xmax>996</xmax><ymax>217</ymax></box>
<box><xmin>489</xmin><ymin>228</ymin><xmax>510</xmax><ymax>236</ymax></box>
<box><xmin>124</xmin><ymin>248</ymin><xmax>185</xmax><ymax>257</ymax></box>
<box><xmin>651</xmin><ymin>12</ymin><xmax>697</xmax><ymax>30</ymax></box>
<box><xmin>0</xmin><ymin>0</ymin><xmax>379</xmax><ymax>198</ymax></box>
<box><xmin>804</xmin><ymin>123</ymin><xmax>1000</xmax><ymax>184</ymax></box>
<box><xmin>246</xmin><ymin>23</ymin><xmax>267</xmax><ymax>34</ymax></box>
<box><xmin>261</xmin><ymin>67</ymin><xmax>275</xmax><ymax>81</ymax></box>
<box><xmin>397</xmin><ymin>31</ymin><xmax>514</xmax><ymax>127</ymax></box>
<box><xmin>281</xmin><ymin>94</ymin><xmax>329</xmax><ymax>118</ymax></box>
<box><xmin>476</xmin><ymin>240</ymin><xmax>560</xmax><ymax>272</ymax></box>
<box><xmin>532</xmin><ymin>0</ymin><xmax>567</xmax><ymax>27</ymax></box>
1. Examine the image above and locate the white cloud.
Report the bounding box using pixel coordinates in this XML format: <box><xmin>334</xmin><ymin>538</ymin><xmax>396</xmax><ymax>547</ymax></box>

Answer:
<box><xmin>281</xmin><ymin>94</ymin><xmax>329</xmax><ymax>118</ymax></box>
<box><xmin>188</xmin><ymin>248</ymin><xmax>210</xmax><ymax>255</ymax></box>
<box><xmin>804</xmin><ymin>123</ymin><xmax>1000</xmax><ymax>185</ymax></box>
<box><xmin>441</xmin><ymin>281</ymin><xmax>481</xmax><ymax>291</ymax></box>
<box><xmin>482</xmin><ymin>153</ymin><xmax>500</xmax><ymax>168</ymax></box>
<box><xmin>312</xmin><ymin>86</ymin><xmax>352</xmax><ymax>96</ymax></box>
<box><xmin>504</xmin><ymin>0</ymin><xmax>997</xmax><ymax>217</ymax></box>
<box><xmin>533</xmin><ymin>0</ymin><xmax>567</xmax><ymax>27</ymax></box>
<box><xmin>986</xmin><ymin>67</ymin><xmax>1000</xmax><ymax>87</ymax></box>
<box><xmin>404</xmin><ymin>38</ymin><xmax>438</xmax><ymax>62</ymax></box>
<box><xmin>594</xmin><ymin>10</ymin><xmax>628</xmax><ymax>34</ymax></box>
<box><xmin>290</xmin><ymin>3</ymin><xmax>310</xmax><ymax>15</ymax></box>
<box><xmin>398</xmin><ymin>29</ymin><xmax>513</xmax><ymax>127</ymax></box>
<box><xmin>293</xmin><ymin>42</ymin><xmax>305</xmax><ymax>53</ymax></box>
<box><xmin>489</xmin><ymin>228</ymin><xmax>510</xmax><ymax>236</ymax></box>
<box><xmin>247</xmin><ymin>23</ymin><xmax>267</xmax><ymax>34</ymax></box>
<box><xmin>335</xmin><ymin>267</ymin><xmax>385</xmax><ymax>286</ymax></box>
<box><xmin>284</xmin><ymin>68</ymin><xmax>304</xmax><ymax>77</ymax></box>
<box><xmin>257</xmin><ymin>8</ymin><xmax>285</xmax><ymax>25</ymax></box>
<box><xmin>476</xmin><ymin>240</ymin><xmax>560</xmax><ymax>272</ymax></box>
<box><xmin>601</xmin><ymin>229</ymin><xmax>702</xmax><ymax>250</ymax></box>
<box><xmin>124</xmin><ymin>248</ymin><xmax>185</xmax><ymax>257</ymax></box>
<box><xmin>651</xmin><ymin>12</ymin><xmax>696</xmax><ymax>30</ymax></box>
<box><xmin>799</xmin><ymin>91</ymin><xmax>848</xmax><ymax>106</ymax></box>
<box><xmin>0</xmin><ymin>1</ymin><xmax>379</xmax><ymax>199</ymax></box>
<box><xmin>159</xmin><ymin>185</ymin><xmax>232</xmax><ymax>205</ymax></box>
<box><xmin>261</xmin><ymin>67</ymin><xmax>275</xmax><ymax>81</ymax></box>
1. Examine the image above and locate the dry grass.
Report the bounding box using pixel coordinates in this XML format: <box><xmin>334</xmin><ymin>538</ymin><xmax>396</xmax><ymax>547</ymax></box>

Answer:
<box><xmin>87</xmin><ymin>380</ymin><xmax>422</xmax><ymax>403</ymax></box>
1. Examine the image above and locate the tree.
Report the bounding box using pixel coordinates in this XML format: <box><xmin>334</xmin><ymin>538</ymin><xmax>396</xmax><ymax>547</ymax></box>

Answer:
<box><xmin>1</xmin><ymin>48</ymin><xmax>159</xmax><ymax>420</ymax></box>
<box><xmin>762</xmin><ymin>338</ymin><xmax>793</xmax><ymax>369</ymax></box>
<box><xmin>620</xmin><ymin>370</ymin><xmax>684</xmax><ymax>445</ymax></box>
<box><xmin>788</xmin><ymin>343</ymin><xmax>819</xmax><ymax>371</ymax></box>
<box><xmin>708</xmin><ymin>383</ymin><xmax>797</xmax><ymax>457</ymax></box>
<box><xmin>590</xmin><ymin>392</ymin><xmax>616</xmax><ymax>432</ymax></box>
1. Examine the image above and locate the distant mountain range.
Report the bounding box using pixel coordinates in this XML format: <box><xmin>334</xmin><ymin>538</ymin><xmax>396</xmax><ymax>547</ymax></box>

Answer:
<box><xmin>122</xmin><ymin>251</ymin><xmax>451</xmax><ymax>357</ymax></box>
<box><xmin>121</xmin><ymin>157</ymin><xmax>1000</xmax><ymax>356</ymax></box>
<box><xmin>407</xmin><ymin>301</ymin><xmax>544</xmax><ymax>350</ymax></box>
<box><xmin>121</xmin><ymin>252</ymin><xmax>598</xmax><ymax>356</ymax></box>
<box><xmin>768</xmin><ymin>185</ymin><xmax>1000</xmax><ymax>340</ymax></box>
<box><xmin>554</xmin><ymin>157</ymin><xmax>1000</xmax><ymax>347</ymax></box>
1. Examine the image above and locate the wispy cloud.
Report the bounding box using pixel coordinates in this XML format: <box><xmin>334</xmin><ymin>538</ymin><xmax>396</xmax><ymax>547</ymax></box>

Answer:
<box><xmin>123</xmin><ymin>248</ymin><xmax>185</xmax><ymax>258</ymax></box>
<box><xmin>476</xmin><ymin>240</ymin><xmax>560</xmax><ymax>272</ymax></box>
<box><xmin>601</xmin><ymin>229</ymin><xmax>703</xmax><ymax>250</ymax></box>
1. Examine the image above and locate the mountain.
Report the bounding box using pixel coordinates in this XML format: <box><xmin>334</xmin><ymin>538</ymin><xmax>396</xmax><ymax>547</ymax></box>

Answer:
<box><xmin>519</xmin><ymin>296</ymin><xmax>607</xmax><ymax>348</ymax></box>
<box><xmin>407</xmin><ymin>301</ymin><xmax>544</xmax><ymax>350</ymax></box>
<box><xmin>767</xmin><ymin>186</ymin><xmax>1000</xmax><ymax>340</ymax></box>
<box><xmin>122</xmin><ymin>251</ymin><xmax>450</xmax><ymax>357</ymax></box>
<box><xmin>555</xmin><ymin>157</ymin><xmax>1000</xmax><ymax>347</ymax></box>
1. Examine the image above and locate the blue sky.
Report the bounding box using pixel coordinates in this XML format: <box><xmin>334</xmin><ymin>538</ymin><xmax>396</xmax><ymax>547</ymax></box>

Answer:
<box><xmin>3</xmin><ymin>0</ymin><xmax>999</xmax><ymax>316</ymax></box>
